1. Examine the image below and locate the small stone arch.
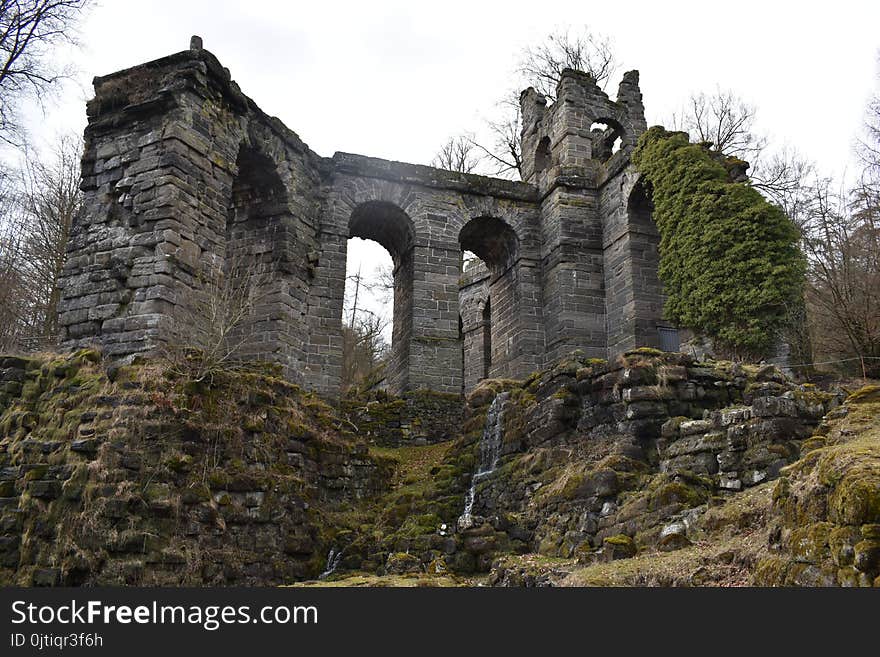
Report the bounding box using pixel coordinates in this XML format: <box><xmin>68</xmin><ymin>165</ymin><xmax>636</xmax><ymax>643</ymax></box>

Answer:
<box><xmin>459</xmin><ymin>215</ymin><xmax>519</xmax><ymax>274</ymax></box>
<box><xmin>626</xmin><ymin>178</ymin><xmax>654</xmax><ymax>228</ymax></box>
<box><xmin>590</xmin><ymin>116</ymin><xmax>626</xmax><ymax>162</ymax></box>
<box><xmin>534</xmin><ymin>136</ymin><xmax>551</xmax><ymax>174</ymax></box>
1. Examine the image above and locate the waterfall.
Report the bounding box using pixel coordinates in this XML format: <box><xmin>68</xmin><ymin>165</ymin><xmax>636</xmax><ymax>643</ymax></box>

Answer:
<box><xmin>458</xmin><ymin>391</ymin><xmax>510</xmax><ymax>530</ymax></box>
<box><xmin>318</xmin><ymin>547</ymin><xmax>343</xmax><ymax>580</ymax></box>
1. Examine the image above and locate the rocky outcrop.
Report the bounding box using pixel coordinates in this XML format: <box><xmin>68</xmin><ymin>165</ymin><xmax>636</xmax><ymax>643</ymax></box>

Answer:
<box><xmin>755</xmin><ymin>385</ymin><xmax>880</xmax><ymax>586</ymax></box>
<box><xmin>328</xmin><ymin>350</ymin><xmax>840</xmax><ymax>579</ymax></box>
<box><xmin>460</xmin><ymin>350</ymin><xmax>836</xmax><ymax>565</ymax></box>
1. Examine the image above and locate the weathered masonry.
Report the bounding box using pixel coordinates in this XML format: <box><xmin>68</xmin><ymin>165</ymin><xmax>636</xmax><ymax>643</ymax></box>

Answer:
<box><xmin>58</xmin><ymin>38</ymin><xmax>671</xmax><ymax>397</ymax></box>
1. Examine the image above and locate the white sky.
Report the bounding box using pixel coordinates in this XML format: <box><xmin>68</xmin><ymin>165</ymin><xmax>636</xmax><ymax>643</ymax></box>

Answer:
<box><xmin>17</xmin><ymin>0</ymin><xmax>880</xmax><ymax>341</ymax></box>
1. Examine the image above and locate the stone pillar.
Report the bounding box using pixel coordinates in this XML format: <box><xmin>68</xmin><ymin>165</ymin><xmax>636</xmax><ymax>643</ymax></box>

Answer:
<box><xmin>58</xmin><ymin>52</ymin><xmax>242</xmax><ymax>359</ymax></box>
<box><xmin>59</xmin><ymin>46</ymin><xmax>322</xmax><ymax>384</ymax></box>
<box><xmin>409</xmin><ymin>237</ymin><xmax>463</xmax><ymax>393</ymax></box>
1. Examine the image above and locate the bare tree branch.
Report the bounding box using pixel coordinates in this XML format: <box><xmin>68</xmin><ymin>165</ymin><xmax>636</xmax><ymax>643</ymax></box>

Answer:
<box><xmin>519</xmin><ymin>26</ymin><xmax>617</xmax><ymax>99</ymax></box>
<box><xmin>431</xmin><ymin>135</ymin><xmax>481</xmax><ymax>174</ymax></box>
<box><xmin>0</xmin><ymin>0</ymin><xmax>92</xmax><ymax>145</ymax></box>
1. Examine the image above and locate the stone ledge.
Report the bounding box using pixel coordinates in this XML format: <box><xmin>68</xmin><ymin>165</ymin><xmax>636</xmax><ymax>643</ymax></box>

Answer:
<box><xmin>332</xmin><ymin>152</ymin><xmax>539</xmax><ymax>202</ymax></box>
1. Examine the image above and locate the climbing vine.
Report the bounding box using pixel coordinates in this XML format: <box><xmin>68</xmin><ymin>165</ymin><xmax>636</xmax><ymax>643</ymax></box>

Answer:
<box><xmin>632</xmin><ymin>127</ymin><xmax>805</xmax><ymax>358</ymax></box>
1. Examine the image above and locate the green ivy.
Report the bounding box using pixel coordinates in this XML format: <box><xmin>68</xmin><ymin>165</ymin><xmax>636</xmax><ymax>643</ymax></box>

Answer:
<box><xmin>632</xmin><ymin>127</ymin><xmax>805</xmax><ymax>358</ymax></box>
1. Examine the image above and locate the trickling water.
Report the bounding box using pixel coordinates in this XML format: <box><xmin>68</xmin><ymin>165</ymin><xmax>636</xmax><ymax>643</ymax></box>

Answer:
<box><xmin>318</xmin><ymin>547</ymin><xmax>343</xmax><ymax>580</ymax></box>
<box><xmin>458</xmin><ymin>391</ymin><xmax>510</xmax><ymax>530</ymax></box>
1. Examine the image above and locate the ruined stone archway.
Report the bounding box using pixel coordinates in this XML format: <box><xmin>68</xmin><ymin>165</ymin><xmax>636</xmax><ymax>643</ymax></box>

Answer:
<box><xmin>59</xmin><ymin>43</ymin><xmax>664</xmax><ymax>398</ymax></box>
<box><xmin>347</xmin><ymin>201</ymin><xmax>415</xmax><ymax>394</ymax></box>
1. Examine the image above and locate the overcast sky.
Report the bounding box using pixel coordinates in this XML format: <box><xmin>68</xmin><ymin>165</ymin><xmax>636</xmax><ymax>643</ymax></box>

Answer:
<box><xmin>20</xmin><ymin>0</ymin><xmax>880</xmax><ymax>339</ymax></box>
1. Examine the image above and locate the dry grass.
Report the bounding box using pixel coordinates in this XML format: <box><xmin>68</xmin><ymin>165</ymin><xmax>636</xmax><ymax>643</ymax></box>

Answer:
<box><xmin>290</xmin><ymin>572</ymin><xmax>469</xmax><ymax>587</ymax></box>
<box><xmin>369</xmin><ymin>442</ymin><xmax>452</xmax><ymax>487</ymax></box>
<box><xmin>490</xmin><ymin>483</ymin><xmax>777</xmax><ymax>587</ymax></box>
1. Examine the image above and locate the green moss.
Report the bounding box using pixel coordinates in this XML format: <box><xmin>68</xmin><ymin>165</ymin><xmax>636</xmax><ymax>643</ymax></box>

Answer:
<box><xmin>789</xmin><ymin>522</ymin><xmax>833</xmax><ymax>564</ymax></box>
<box><xmin>649</xmin><ymin>480</ymin><xmax>708</xmax><ymax>510</ymax></box>
<box><xmin>846</xmin><ymin>385</ymin><xmax>880</xmax><ymax>404</ymax></box>
<box><xmin>815</xmin><ymin>438</ymin><xmax>880</xmax><ymax>526</ymax></box>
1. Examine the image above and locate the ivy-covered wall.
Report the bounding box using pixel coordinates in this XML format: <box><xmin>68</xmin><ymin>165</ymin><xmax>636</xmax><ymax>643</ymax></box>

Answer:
<box><xmin>632</xmin><ymin>127</ymin><xmax>805</xmax><ymax>358</ymax></box>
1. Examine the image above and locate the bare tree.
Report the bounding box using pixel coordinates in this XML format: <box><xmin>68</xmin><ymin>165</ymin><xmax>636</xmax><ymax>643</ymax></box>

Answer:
<box><xmin>0</xmin><ymin>177</ymin><xmax>28</xmax><ymax>350</ymax></box>
<box><xmin>519</xmin><ymin>26</ymin><xmax>617</xmax><ymax>99</ymax></box>
<box><xmin>0</xmin><ymin>0</ymin><xmax>92</xmax><ymax>144</ymax></box>
<box><xmin>341</xmin><ymin>267</ymin><xmax>389</xmax><ymax>392</ymax></box>
<box><xmin>675</xmin><ymin>89</ymin><xmax>766</xmax><ymax>159</ymax></box>
<box><xmin>800</xmin><ymin>178</ymin><xmax>880</xmax><ymax>377</ymax></box>
<box><xmin>672</xmin><ymin>88</ymin><xmax>814</xmax><ymax>210</ymax></box>
<box><xmin>436</xmin><ymin>26</ymin><xmax>616</xmax><ymax>181</ymax></box>
<box><xmin>341</xmin><ymin>309</ymin><xmax>389</xmax><ymax>392</ymax></box>
<box><xmin>431</xmin><ymin>135</ymin><xmax>480</xmax><ymax>174</ymax></box>
<box><xmin>164</xmin><ymin>257</ymin><xmax>271</xmax><ymax>384</ymax></box>
<box><xmin>0</xmin><ymin>133</ymin><xmax>82</xmax><ymax>350</ymax></box>
<box><xmin>750</xmin><ymin>145</ymin><xmax>815</xmax><ymax>214</ymax></box>
<box><xmin>464</xmin><ymin>90</ymin><xmax>523</xmax><ymax>179</ymax></box>
<box><xmin>16</xmin><ymin>133</ymin><xmax>81</xmax><ymax>339</ymax></box>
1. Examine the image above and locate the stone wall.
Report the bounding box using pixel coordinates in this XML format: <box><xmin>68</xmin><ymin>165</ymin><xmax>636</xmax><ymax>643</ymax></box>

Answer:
<box><xmin>452</xmin><ymin>351</ymin><xmax>837</xmax><ymax>566</ymax></box>
<box><xmin>339</xmin><ymin>390</ymin><xmax>465</xmax><ymax>447</ymax></box>
<box><xmin>0</xmin><ymin>351</ymin><xmax>390</xmax><ymax>586</ymax></box>
<box><xmin>60</xmin><ymin>39</ymin><xmax>667</xmax><ymax>399</ymax></box>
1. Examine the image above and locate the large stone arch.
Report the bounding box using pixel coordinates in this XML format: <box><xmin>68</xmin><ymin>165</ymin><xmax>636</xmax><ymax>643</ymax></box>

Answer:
<box><xmin>306</xmin><ymin>173</ymin><xmax>467</xmax><ymax>395</ymax></box>
<box><xmin>214</xmin><ymin>133</ymin><xmax>316</xmax><ymax>378</ymax></box>
<box><xmin>347</xmin><ymin>200</ymin><xmax>415</xmax><ymax>393</ymax></box>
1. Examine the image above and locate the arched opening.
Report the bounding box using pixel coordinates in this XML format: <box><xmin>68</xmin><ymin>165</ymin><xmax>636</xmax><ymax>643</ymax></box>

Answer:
<box><xmin>345</xmin><ymin>201</ymin><xmax>414</xmax><ymax>394</ymax></box>
<box><xmin>459</xmin><ymin>216</ymin><xmax>519</xmax><ymax>388</ymax></box>
<box><xmin>627</xmin><ymin>178</ymin><xmax>654</xmax><ymax>227</ymax></box>
<box><xmin>220</xmin><ymin>144</ymin><xmax>289</xmax><ymax>362</ymax></box>
<box><xmin>534</xmin><ymin>136</ymin><xmax>551</xmax><ymax>174</ymax></box>
<box><xmin>625</xmin><ymin>179</ymin><xmax>668</xmax><ymax>351</ymax></box>
<box><xmin>590</xmin><ymin>119</ymin><xmax>625</xmax><ymax>162</ymax></box>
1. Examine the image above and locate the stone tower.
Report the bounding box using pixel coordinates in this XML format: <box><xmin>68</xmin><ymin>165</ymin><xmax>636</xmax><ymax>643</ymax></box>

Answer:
<box><xmin>519</xmin><ymin>68</ymin><xmax>667</xmax><ymax>362</ymax></box>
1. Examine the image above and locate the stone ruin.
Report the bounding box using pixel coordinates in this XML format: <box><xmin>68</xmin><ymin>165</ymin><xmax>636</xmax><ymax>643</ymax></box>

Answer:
<box><xmin>58</xmin><ymin>36</ymin><xmax>671</xmax><ymax>397</ymax></box>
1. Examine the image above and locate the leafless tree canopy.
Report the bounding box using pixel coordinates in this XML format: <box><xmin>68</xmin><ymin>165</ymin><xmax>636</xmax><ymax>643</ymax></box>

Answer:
<box><xmin>519</xmin><ymin>26</ymin><xmax>617</xmax><ymax>99</ymax></box>
<box><xmin>431</xmin><ymin>135</ymin><xmax>481</xmax><ymax>174</ymax></box>
<box><xmin>0</xmin><ymin>0</ymin><xmax>92</xmax><ymax>144</ymax></box>
<box><xmin>432</xmin><ymin>27</ymin><xmax>616</xmax><ymax>181</ymax></box>
<box><xmin>799</xmin><ymin>179</ymin><xmax>880</xmax><ymax>376</ymax></box>
<box><xmin>672</xmin><ymin>88</ymin><xmax>814</xmax><ymax>212</ymax></box>
<box><xmin>465</xmin><ymin>90</ymin><xmax>523</xmax><ymax>179</ymax></box>
<box><xmin>0</xmin><ymin>133</ymin><xmax>82</xmax><ymax>351</ymax></box>
<box><xmin>677</xmin><ymin>89</ymin><xmax>766</xmax><ymax>159</ymax></box>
